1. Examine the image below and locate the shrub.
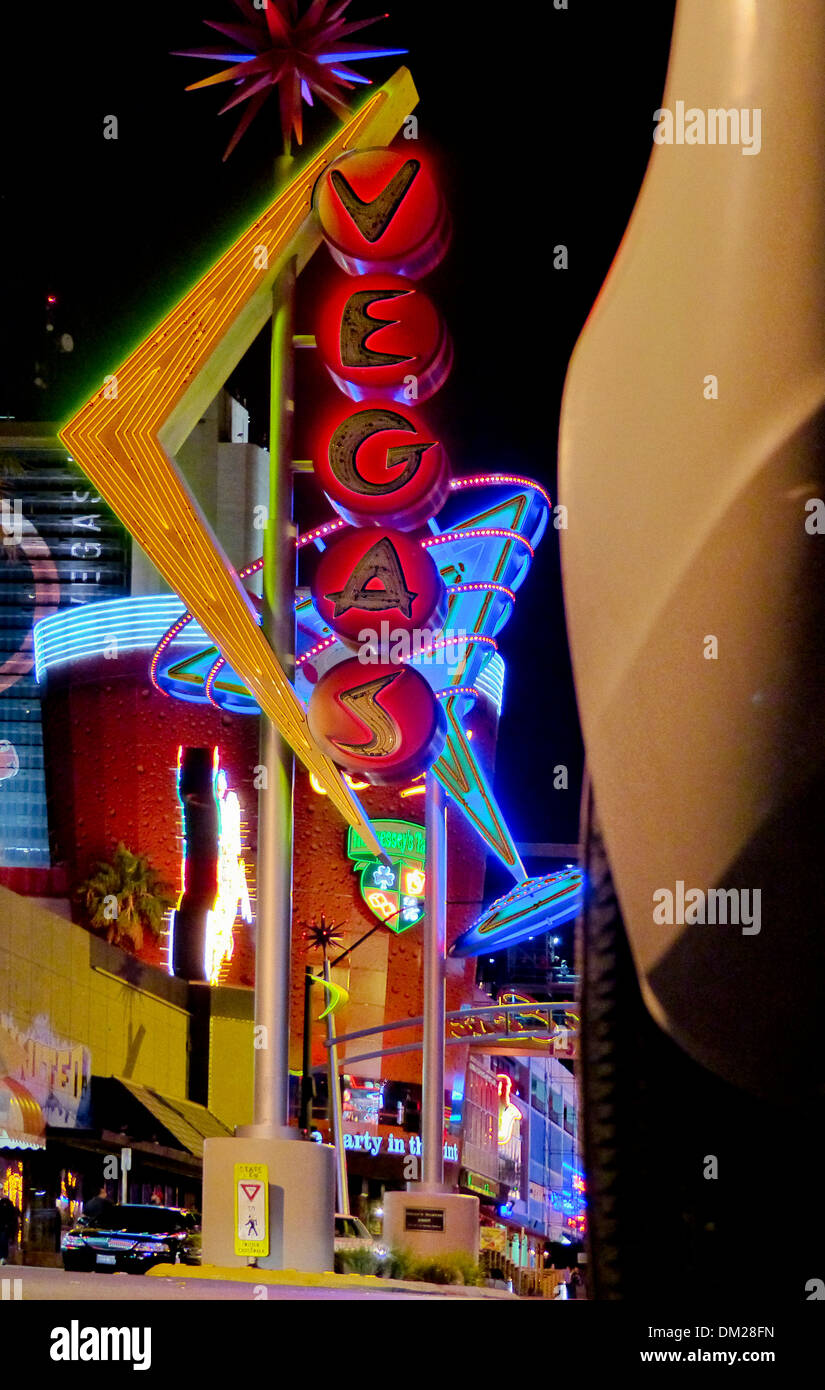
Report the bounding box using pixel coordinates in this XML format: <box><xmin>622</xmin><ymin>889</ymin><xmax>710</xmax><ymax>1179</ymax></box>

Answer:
<box><xmin>335</xmin><ymin>1246</ymin><xmax>382</xmax><ymax>1276</ymax></box>
<box><xmin>385</xmin><ymin>1246</ymin><xmax>415</xmax><ymax>1281</ymax></box>
<box><xmin>387</xmin><ymin>1247</ymin><xmax>483</xmax><ymax>1286</ymax></box>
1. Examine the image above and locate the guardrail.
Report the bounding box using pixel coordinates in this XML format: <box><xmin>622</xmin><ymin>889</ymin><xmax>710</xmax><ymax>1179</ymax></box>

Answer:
<box><xmin>322</xmin><ymin>1001</ymin><xmax>579</xmax><ymax>1068</ymax></box>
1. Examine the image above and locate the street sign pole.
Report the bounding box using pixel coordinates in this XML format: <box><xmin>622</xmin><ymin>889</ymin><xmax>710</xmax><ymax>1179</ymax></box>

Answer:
<box><xmin>300</xmin><ymin>965</ymin><xmax>314</xmax><ymax>1135</ymax></box>
<box><xmin>421</xmin><ymin>770</ymin><xmax>447</xmax><ymax>1188</ymax></box>
<box><xmin>324</xmin><ymin>955</ymin><xmax>350</xmax><ymax>1214</ymax></box>
<box><xmin>120</xmin><ymin>1147</ymin><xmax>131</xmax><ymax>1206</ymax></box>
<box><xmin>383</xmin><ymin>769</ymin><xmax>478</xmax><ymax>1252</ymax></box>
<box><xmin>246</xmin><ymin>258</ymin><xmax>297</xmax><ymax>1139</ymax></box>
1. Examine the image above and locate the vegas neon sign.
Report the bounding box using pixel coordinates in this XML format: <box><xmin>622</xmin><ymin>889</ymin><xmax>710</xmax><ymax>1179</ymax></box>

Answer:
<box><xmin>305</xmin><ymin>147</ymin><xmax>453</xmax><ymax>785</ymax></box>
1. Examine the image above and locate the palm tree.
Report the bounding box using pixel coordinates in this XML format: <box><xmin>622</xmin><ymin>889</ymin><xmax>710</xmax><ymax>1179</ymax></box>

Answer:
<box><xmin>76</xmin><ymin>843</ymin><xmax>176</xmax><ymax>952</ymax></box>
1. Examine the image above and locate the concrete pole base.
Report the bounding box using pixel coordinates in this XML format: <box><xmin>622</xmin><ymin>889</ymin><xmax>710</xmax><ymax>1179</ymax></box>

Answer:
<box><xmin>235</xmin><ymin>1123</ymin><xmax>296</xmax><ymax>1141</ymax></box>
<box><xmin>382</xmin><ymin>1189</ymin><xmax>480</xmax><ymax>1261</ymax></box>
<box><xmin>202</xmin><ymin>1136</ymin><xmax>335</xmax><ymax>1272</ymax></box>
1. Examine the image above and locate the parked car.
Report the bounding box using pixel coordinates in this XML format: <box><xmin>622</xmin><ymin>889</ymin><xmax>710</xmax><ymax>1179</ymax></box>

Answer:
<box><xmin>334</xmin><ymin>1214</ymin><xmax>389</xmax><ymax>1268</ymax></box>
<box><xmin>61</xmin><ymin>1205</ymin><xmax>200</xmax><ymax>1274</ymax></box>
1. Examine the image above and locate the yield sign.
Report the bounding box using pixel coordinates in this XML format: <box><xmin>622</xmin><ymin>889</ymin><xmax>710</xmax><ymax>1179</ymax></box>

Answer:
<box><xmin>234</xmin><ymin>1162</ymin><xmax>269</xmax><ymax>1257</ymax></box>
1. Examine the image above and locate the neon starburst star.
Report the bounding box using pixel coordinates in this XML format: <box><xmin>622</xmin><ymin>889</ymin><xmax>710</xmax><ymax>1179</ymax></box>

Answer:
<box><xmin>303</xmin><ymin>915</ymin><xmax>345</xmax><ymax>955</ymax></box>
<box><xmin>174</xmin><ymin>0</ymin><xmax>407</xmax><ymax>159</ymax></box>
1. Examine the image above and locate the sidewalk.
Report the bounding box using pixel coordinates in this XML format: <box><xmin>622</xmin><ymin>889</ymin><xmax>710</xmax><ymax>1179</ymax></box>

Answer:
<box><xmin>147</xmin><ymin>1263</ymin><xmax>517</xmax><ymax>1298</ymax></box>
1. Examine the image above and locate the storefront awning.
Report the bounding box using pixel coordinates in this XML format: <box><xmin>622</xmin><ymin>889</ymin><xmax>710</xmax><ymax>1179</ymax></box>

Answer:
<box><xmin>111</xmin><ymin>1078</ymin><xmax>231</xmax><ymax>1159</ymax></box>
<box><xmin>0</xmin><ymin>1076</ymin><xmax>47</xmax><ymax>1150</ymax></box>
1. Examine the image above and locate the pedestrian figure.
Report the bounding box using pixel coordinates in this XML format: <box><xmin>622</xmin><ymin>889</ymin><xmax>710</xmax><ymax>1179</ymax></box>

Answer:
<box><xmin>83</xmin><ymin>1185</ymin><xmax>116</xmax><ymax>1227</ymax></box>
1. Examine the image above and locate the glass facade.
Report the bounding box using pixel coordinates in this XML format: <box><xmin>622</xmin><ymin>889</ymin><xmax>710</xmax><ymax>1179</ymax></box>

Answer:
<box><xmin>0</xmin><ymin>437</ymin><xmax>128</xmax><ymax>866</ymax></box>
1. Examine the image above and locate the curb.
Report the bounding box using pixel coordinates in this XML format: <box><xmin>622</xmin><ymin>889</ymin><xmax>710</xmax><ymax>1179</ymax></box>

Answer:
<box><xmin>146</xmin><ymin>1263</ymin><xmax>516</xmax><ymax>1298</ymax></box>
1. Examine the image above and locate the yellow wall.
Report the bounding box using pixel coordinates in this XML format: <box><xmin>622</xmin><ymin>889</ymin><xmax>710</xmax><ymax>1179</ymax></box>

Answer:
<box><xmin>208</xmin><ymin>1014</ymin><xmax>254</xmax><ymax>1130</ymax></box>
<box><xmin>0</xmin><ymin>887</ymin><xmax>188</xmax><ymax>1098</ymax></box>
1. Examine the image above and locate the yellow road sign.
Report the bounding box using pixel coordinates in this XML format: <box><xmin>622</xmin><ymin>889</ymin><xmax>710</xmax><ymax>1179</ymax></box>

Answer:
<box><xmin>234</xmin><ymin>1162</ymin><xmax>269</xmax><ymax>1258</ymax></box>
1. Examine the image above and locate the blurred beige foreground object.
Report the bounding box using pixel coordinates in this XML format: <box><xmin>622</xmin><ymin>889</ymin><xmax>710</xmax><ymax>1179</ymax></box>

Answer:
<box><xmin>559</xmin><ymin>0</ymin><xmax>825</xmax><ymax>1099</ymax></box>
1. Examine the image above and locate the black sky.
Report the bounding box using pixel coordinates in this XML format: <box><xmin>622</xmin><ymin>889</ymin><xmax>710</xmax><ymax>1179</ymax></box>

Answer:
<box><xmin>0</xmin><ymin>0</ymin><xmax>677</xmax><ymax>849</ymax></box>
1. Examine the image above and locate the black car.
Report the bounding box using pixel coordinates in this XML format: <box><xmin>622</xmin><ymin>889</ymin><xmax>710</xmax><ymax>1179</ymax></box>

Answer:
<box><xmin>62</xmin><ymin>1204</ymin><xmax>201</xmax><ymax>1273</ymax></box>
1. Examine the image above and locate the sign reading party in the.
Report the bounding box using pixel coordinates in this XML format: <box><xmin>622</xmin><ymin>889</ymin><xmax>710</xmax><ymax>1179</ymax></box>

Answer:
<box><xmin>306</xmin><ymin>147</ymin><xmax>452</xmax><ymax>785</ymax></box>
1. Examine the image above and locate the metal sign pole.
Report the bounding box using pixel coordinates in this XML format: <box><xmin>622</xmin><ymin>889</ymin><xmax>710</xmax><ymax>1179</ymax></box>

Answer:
<box><xmin>324</xmin><ymin>955</ymin><xmax>350</xmax><ymax>1214</ymax></box>
<box><xmin>421</xmin><ymin>770</ymin><xmax>447</xmax><ymax>1188</ymax></box>
<box><xmin>248</xmin><ymin>260</ymin><xmax>297</xmax><ymax>1138</ymax></box>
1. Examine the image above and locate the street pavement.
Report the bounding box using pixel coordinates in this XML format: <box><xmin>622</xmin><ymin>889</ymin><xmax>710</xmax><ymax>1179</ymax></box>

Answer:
<box><xmin>5</xmin><ymin>1265</ymin><xmax>482</xmax><ymax>1300</ymax></box>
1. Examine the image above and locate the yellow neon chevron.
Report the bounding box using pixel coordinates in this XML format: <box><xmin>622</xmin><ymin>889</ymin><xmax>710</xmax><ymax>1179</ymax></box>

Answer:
<box><xmin>59</xmin><ymin>69</ymin><xmax>418</xmax><ymax>855</ymax></box>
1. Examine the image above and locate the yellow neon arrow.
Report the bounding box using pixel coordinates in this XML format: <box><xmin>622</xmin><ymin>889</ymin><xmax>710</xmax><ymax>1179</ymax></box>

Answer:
<box><xmin>308</xmin><ymin>973</ymin><xmax>349</xmax><ymax>1020</ymax></box>
<box><xmin>59</xmin><ymin>69</ymin><xmax>418</xmax><ymax>855</ymax></box>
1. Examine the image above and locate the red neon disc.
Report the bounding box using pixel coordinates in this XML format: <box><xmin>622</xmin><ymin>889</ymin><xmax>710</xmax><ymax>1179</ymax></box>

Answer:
<box><xmin>313</xmin><ymin>147</ymin><xmax>450</xmax><ymax>278</ymax></box>
<box><xmin>316</xmin><ymin>274</ymin><xmax>452</xmax><ymax>404</ymax></box>
<box><xmin>311</xmin><ymin>527</ymin><xmax>447</xmax><ymax>649</ymax></box>
<box><xmin>315</xmin><ymin>399</ymin><xmax>450</xmax><ymax>531</ymax></box>
<box><xmin>307</xmin><ymin>658</ymin><xmax>446</xmax><ymax>784</ymax></box>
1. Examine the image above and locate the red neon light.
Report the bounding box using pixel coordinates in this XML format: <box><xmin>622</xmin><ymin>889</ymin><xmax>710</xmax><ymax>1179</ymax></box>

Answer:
<box><xmin>295</xmin><ymin>635</ymin><xmax>338</xmax><ymax>668</ymax></box>
<box><xmin>423</xmin><ymin>632</ymin><xmax>497</xmax><ymax>658</ymax></box>
<box><xmin>205</xmin><ymin>655</ymin><xmax>226</xmax><ymax>706</ymax></box>
<box><xmin>435</xmin><ymin>685</ymin><xmax>480</xmax><ymax>701</ymax></box>
<box><xmin>150</xmin><ymin>611</ymin><xmax>194</xmax><ymax>693</ymax></box>
<box><xmin>447</xmin><ymin>581</ymin><xmax>516</xmax><ymax>602</ymax></box>
<box><xmin>449</xmin><ymin>473</ymin><xmax>552</xmax><ymax>510</ymax></box>
<box><xmin>422</xmin><ymin>528</ymin><xmax>534</xmax><ymax>558</ymax></box>
<box><xmin>296</xmin><ymin>518</ymin><xmax>348</xmax><ymax>549</ymax></box>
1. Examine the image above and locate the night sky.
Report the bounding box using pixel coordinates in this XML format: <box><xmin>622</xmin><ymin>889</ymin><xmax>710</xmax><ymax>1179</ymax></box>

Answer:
<box><xmin>0</xmin><ymin>0</ymin><xmax>677</xmax><ymax>852</ymax></box>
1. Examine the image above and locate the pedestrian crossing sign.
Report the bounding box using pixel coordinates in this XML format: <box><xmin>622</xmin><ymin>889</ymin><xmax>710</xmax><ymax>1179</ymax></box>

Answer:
<box><xmin>234</xmin><ymin>1162</ymin><xmax>269</xmax><ymax>1257</ymax></box>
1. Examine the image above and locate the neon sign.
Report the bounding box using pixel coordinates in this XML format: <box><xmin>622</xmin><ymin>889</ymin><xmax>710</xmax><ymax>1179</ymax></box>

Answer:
<box><xmin>171</xmin><ymin>746</ymin><xmax>252</xmax><ymax>984</ymax></box>
<box><xmin>109</xmin><ymin>85</ymin><xmax>551</xmax><ymax>870</ymax></box>
<box><xmin>316</xmin><ymin>274</ymin><xmax>452</xmax><ymax>404</ymax></box>
<box><xmin>450</xmin><ymin>868</ymin><xmax>584</xmax><ymax>958</ymax></box>
<box><xmin>497</xmin><ymin>1074</ymin><xmax>521</xmax><ymax>1148</ymax></box>
<box><xmin>150</xmin><ymin>480</ymin><xmax>542</xmax><ymax>875</ymax></box>
<box><xmin>307</xmin><ymin>657</ymin><xmax>445</xmax><ymax>784</ymax></box>
<box><xmin>306</xmin><ymin>148</ymin><xmax>452</xmax><ymax>783</ymax></box>
<box><xmin>346</xmin><ymin>817</ymin><xmax>426</xmax><ymax>932</ymax></box>
<box><xmin>312</xmin><ymin>148</ymin><xmax>449</xmax><ymax>279</ymax></box>
<box><xmin>205</xmin><ymin>765</ymin><xmax>253</xmax><ymax>987</ymax></box>
<box><xmin>446</xmin><ymin>999</ymin><xmax>579</xmax><ymax>1058</ymax></box>
<box><xmin>310</xmin><ymin>526</ymin><xmax>446</xmax><ymax>650</ymax></box>
<box><xmin>311</xmin><ymin>1129</ymin><xmax>459</xmax><ymax>1163</ymax></box>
